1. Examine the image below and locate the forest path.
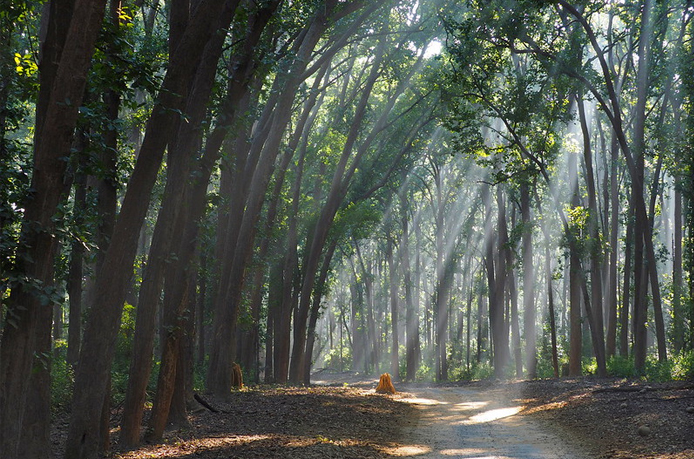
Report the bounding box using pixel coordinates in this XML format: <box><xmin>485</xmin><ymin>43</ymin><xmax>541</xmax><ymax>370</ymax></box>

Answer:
<box><xmin>388</xmin><ymin>384</ymin><xmax>593</xmax><ymax>459</ymax></box>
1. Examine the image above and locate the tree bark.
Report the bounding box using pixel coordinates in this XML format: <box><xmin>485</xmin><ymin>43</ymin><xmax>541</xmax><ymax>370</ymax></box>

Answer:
<box><xmin>65</xmin><ymin>2</ymin><xmax>229</xmax><ymax>456</ymax></box>
<box><xmin>208</xmin><ymin>3</ymin><xmax>340</xmax><ymax>392</ymax></box>
<box><xmin>568</xmin><ymin>150</ymin><xmax>582</xmax><ymax>377</ymax></box>
<box><xmin>672</xmin><ymin>182</ymin><xmax>684</xmax><ymax>353</ymax></box>
<box><xmin>401</xmin><ymin>197</ymin><xmax>419</xmax><ymax>381</ymax></box>
<box><xmin>521</xmin><ymin>181</ymin><xmax>536</xmax><ymax>377</ymax></box>
<box><xmin>606</xmin><ymin>133</ymin><xmax>620</xmax><ymax>358</ymax></box>
<box><xmin>492</xmin><ymin>188</ymin><xmax>510</xmax><ymax>378</ymax></box>
<box><xmin>647</xmin><ymin>157</ymin><xmax>667</xmax><ymax>362</ymax></box>
<box><xmin>577</xmin><ymin>96</ymin><xmax>606</xmax><ymax>376</ymax></box>
<box><xmin>119</xmin><ymin>0</ymin><xmax>242</xmax><ymax>446</ymax></box>
<box><xmin>631</xmin><ymin>0</ymin><xmax>653</xmax><ymax>371</ymax></box>
<box><xmin>541</xmin><ymin>220</ymin><xmax>559</xmax><ymax>378</ymax></box>
<box><xmin>387</xmin><ymin>234</ymin><xmax>400</xmax><ymax>381</ymax></box>
<box><xmin>620</xmin><ymin>203</ymin><xmax>634</xmax><ymax>357</ymax></box>
<box><xmin>303</xmin><ymin>240</ymin><xmax>338</xmax><ymax>384</ymax></box>
<box><xmin>508</xmin><ymin>244</ymin><xmax>522</xmax><ymax>379</ymax></box>
<box><xmin>67</xmin><ymin>158</ymin><xmax>87</xmax><ymax>367</ymax></box>
<box><xmin>0</xmin><ymin>0</ymin><xmax>108</xmax><ymax>455</ymax></box>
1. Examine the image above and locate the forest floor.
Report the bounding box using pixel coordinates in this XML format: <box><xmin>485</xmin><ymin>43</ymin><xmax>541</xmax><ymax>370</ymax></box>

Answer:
<box><xmin>52</xmin><ymin>374</ymin><xmax>694</xmax><ymax>458</ymax></box>
<box><xmin>517</xmin><ymin>377</ymin><xmax>694</xmax><ymax>459</ymax></box>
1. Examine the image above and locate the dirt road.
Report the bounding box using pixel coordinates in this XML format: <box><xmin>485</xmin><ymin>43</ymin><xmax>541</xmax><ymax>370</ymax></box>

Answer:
<box><xmin>389</xmin><ymin>384</ymin><xmax>593</xmax><ymax>459</ymax></box>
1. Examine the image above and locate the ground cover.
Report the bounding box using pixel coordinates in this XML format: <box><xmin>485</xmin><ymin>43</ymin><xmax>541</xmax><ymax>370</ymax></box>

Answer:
<box><xmin>50</xmin><ymin>376</ymin><xmax>694</xmax><ymax>458</ymax></box>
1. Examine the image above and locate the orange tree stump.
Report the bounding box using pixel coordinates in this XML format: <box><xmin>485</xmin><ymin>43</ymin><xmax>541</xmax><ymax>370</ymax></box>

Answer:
<box><xmin>231</xmin><ymin>362</ymin><xmax>243</xmax><ymax>389</ymax></box>
<box><xmin>375</xmin><ymin>373</ymin><xmax>396</xmax><ymax>394</ymax></box>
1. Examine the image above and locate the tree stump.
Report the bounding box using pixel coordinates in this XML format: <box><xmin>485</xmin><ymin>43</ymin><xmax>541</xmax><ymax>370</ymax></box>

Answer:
<box><xmin>376</xmin><ymin>373</ymin><xmax>396</xmax><ymax>394</ymax></box>
<box><xmin>231</xmin><ymin>363</ymin><xmax>243</xmax><ymax>389</ymax></box>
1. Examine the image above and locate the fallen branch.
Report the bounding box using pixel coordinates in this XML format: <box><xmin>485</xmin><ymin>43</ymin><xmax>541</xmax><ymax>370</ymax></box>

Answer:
<box><xmin>194</xmin><ymin>393</ymin><xmax>220</xmax><ymax>413</ymax></box>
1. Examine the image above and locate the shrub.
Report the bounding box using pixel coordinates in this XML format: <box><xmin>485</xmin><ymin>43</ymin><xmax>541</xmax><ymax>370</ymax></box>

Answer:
<box><xmin>607</xmin><ymin>355</ymin><xmax>636</xmax><ymax>378</ymax></box>
<box><xmin>323</xmin><ymin>346</ymin><xmax>352</xmax><ymax>371</ymax></box>
<box><xmin>471</xmin><ymin>361</ymin><xmax>494</xmax><ymax>380</ymax></box>
<box><xmin>671</xmin><ymin>351</ymin><xmax>694</xmax><ymax>380</ymax></box>
<box><xmin>582</xmin><ymin>357</ymin><xmax>598</xmax><ymax>376</ymax></box>
<box><xmin>415</xmin><ymin>362</ymin><xmax>433</xmax><ymax>381</ymax></box>
<box><xmin>644</xmin><ymin>357</ymin><xmax>673</xmax><ymax>382</ymax></box>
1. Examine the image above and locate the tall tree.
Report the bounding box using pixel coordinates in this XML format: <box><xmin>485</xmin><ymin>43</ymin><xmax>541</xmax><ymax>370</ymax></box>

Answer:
<box><xmin>65</xmin><ymin>1</ymin><xmax>231</xmax><ymax>456</ymax></box>
<box><xmin>0</xmin><ymin>0</ymin><xmax>109</xmax><ymax>455</ymax></box>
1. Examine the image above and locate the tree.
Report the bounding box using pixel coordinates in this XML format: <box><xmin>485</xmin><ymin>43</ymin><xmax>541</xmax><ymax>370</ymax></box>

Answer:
<box><xmin>65</xmin><ymin>1</ymin><xmax>232</xmax><ymax>456</ymax></box>
<box><xmin>0</xmin><ymin>0</ymin><xmax>109</xmax><ymax>455</ymax></box>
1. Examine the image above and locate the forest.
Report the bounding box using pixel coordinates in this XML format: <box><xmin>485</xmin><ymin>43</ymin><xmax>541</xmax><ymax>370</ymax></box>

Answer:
<box><xmin>0</xmin><ymin>0</ymin><xmax>693</xmax><ymax>458</ymax></box>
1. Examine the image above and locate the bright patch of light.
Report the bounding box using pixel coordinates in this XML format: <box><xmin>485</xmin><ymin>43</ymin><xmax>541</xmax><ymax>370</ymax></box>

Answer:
<box><xmin>441</xmin><ymin>452</ymin><xmax>509</xmax><ymax>458</ymax></box>
<box><xmin>454</xmin><ymin>401</ymin><xmax>489</xmax><ymax>410</ymax></box>
<box><xmin>400</xmin><ymin>396</ymin><xmax>447</xmax><ymax>405</ymax></box>
<box><xmin>425</xmin><ymin>40</ymin><xmax>442</xmax><ymax>58</ymax></box>
<box><xmin>465</xmin><ymin>406</ymin><xmax>523</xmax><ymax>424</ymax></box>
<box><xmin>384</xmin><ymin>444</ymin><xmax>432</xmax><ymax>455</ymax></box>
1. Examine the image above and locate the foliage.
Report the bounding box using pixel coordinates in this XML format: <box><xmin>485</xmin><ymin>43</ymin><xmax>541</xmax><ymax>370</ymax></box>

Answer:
<box><xmin>605</xmin><ymin>353</ymin><xmax>694</xmax><ymax>382</ymax></box>
<box><xmin>606</xmin><ymin>355</ymin><xmax>637</xmax><ymax>379</ymax></box>
<box><xmin>416</xmin><ymin>361</ymin><xmax>435</xmax><ymax>381</ymax></box>
<box><xmin>670</xmin><ymin>351</ymin><xmax>694</xmax><ymax>381</ymax></box>
<box><xmin>643</xmin><ymin>358</ymin><xmax>677</xmax><ymax>383</ymax></box>
<box><xmin>115</xmin><ymin>303</ymin><xmax>136</xmax><ymax>369</ymax></box>
<box><xmin>469</xmin><ymin>362</ymin><xmax>495</xmax><ymax>381</ymax></box>
<box><xmin>323</xmin><ymin>345</ymin><xmax>352</xmax><ymax>372</ymax></box>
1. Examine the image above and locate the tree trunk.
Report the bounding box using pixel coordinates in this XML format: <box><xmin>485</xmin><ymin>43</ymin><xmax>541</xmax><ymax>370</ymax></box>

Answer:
<box><xmin>433</xmin><ymin>163</ymin><xmax>448</xmax><ymax>382</ymax></box>
<box><xmin>568</xmin><ymin>151</ymin><xmax>582</xmax><ymax>377</ymax></box>
<box><xmin>145</xmin><ymin>264</ymin><xmax>193</xmax><ymax>442</ymax></box>
<box><xmin>494</xmin><ymin>189</ymin><xmax>510</xmax><ymax>379</ymax></box>
<box><xmin>577</xmin><ymin>96</ymin><xmax>606</xmax><ymax>377</ymax></box>
<box><xmin>606</xmin><ymin>134</ymin><xmax>620</xmax><ymax>358</ymax></box>
<box><xmin>67</xmin><ymin>163</ymin><xmax>87</xmax><ymax>367</ymax></box>
<box><xmin>169</xmin><ymin>302</ymin><xmax>194</xmax><ymax>428</ymax></box>
<box><xmin>196</xmin><ymin>255</ymin><xmax>207</xmax><ymax>366</ymax></box>
<box><xmin>487</xmin><ymin>187</ymin><xmax>509</xmax><ymax>379</ymax></box>
<box><xmin>672</xmin><ymin>182</ymin><xmax>684</xmax><ymax>353</ymax></box>
<box><xmin>65</xmin><ymin>2</ymin><xmax>229</xmax><ymax>456</ymax></box>
<box><xmin>387</xmin><ymin>235</ymin><xmax>400</xmax><ymax>380</ymax></box>
<box><xmin>0</xmin><ymin>0</ymin><xmax>108</xmax><ymax>455</ymax></box>
<box><xmin>401</xmin><ymin>200</ymin><xmax>419</xmax><ymax>381</ymax></box>
<box><xmin>541</xmin><ymin>223</ymin><xmax>560</xmax><ymax>378</ymax></box>
<box><xmin>303</xmin><ymin>240</ymin><xmax>338</xmax><ymax>384</ymax></box>
<box><xmin>647</xmin><ymin>158</ymin><xmax>668</xmax><ymax>361</ymax></box>
<box><xmin>620</xmin><ymin>204</ymin><xmax>634</xmax><ymax>357</ymax></box>
<box><xmin>119</xmin><ymin>0</ymin><xmax>237</xmax><ymax>445</ymax></box>
<box><xmin>508</xmin><ymin>252</ymin><xmax>522</xmax><ymax>379</ymax></box>
<box><xmin>521</xmin><ymin>182</ymin><xmax>536</xmax><ymax>377</ymax></box>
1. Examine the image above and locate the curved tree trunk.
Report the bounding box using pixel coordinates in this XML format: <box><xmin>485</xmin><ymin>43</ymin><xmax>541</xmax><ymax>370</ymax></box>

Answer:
<box><xmin>577</xmin><ymin>97</ymin><xmax>606</xmax><ymax>377</ymax></box>
<box><xmin>207</xmin><ymin>4</ymin><xmax>336</xmax><ymax>392</ymax></box>
<box><xmin>303</xmin><ymin>240</ymin><xmax>338</xmax><ymax>384</ymax></box>
<box><xmin>65</xmin><ymin>2</ymin><xmax>230</xmax><ymax>456</ymax></box>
